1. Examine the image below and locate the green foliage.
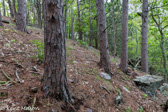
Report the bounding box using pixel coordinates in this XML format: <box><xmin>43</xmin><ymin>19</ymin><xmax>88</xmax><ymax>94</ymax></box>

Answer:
<box><xmin>142</xmin><ymin>93</ymin><xmax>148</xmax><ymax>98</ymax></box>
<box><xmin>125</xmin><ymin>107</ymin><xmax>132</xmax><ymax>112</ymax></box>
<box><xmin>67</xmin><ymin>46</ymin><xmax>74</xmax><ymax>50</ymax></box>
<box><xmin>137</xmin><ymin>106</ymin><xmax>144</xmax><ymax>112</ymax></box>
<box><xmin>77</xmin><ymin>40</ymin><xmax>88</xmax><ymax>47</ymax></box>
<box><xmin>30</xmin><ymin>39</ymin><xmax>44</xmax><ymax>63</ymax></box>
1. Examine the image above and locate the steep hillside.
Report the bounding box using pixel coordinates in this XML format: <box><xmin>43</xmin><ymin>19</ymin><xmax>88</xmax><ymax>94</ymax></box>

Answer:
<box><xmin>0</xmin><ymin>20</ymin><xmax>167</xmax><ymax>112</ymax></box>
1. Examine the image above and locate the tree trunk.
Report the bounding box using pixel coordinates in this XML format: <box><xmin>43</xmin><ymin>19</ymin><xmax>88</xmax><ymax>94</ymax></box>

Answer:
<box><xmin>77</xmin><ymin>0</ymin><xmax>83</xmax><ymax>40</ymax></box>
<box><xmin>16</xmin><ymin>0</ymin><xmax>28</xmax><ymax>33</ymax></box>
<box><xmin>8</xmin><ymin>0</ymin><xmax>14</xmax><ymax>18</ymax></box>
<box><xmin>96</xmin><ymin>0</ymin><xmax>112</xmax><ymax>75</ymax></box>
<box><xmin>89</xmin><ymin>0</ymin><xmax>92</xmax><ymax>46</ymax></box>
<box><xmin>120</xmin><ymin>0</ymin><xmax>129</xmax><ymax>73</ymax></box>
<box><xmin>0</xmin><ymin>10</ymin><xmax>4</xmax><ymax>26</ymax></box>
<box><xmin>12</xmin><ymin>0</ymin><xmax>17</xmax><ymax>18</ymax></box>
<box><xmin>160</xmin><ymin>32</ymin><xmax>167</xmax><ymax>82</ymax></box>
<box><xmin>43</xmin><ymin>0</ymin><xmax>71</xmax><ymax>102</ymax></box>
<box><xmin>141</xmin><ymin>0</ymin><xmax>148</xmax><ymax>73</ymax></box>
<box><xmin>36</xmin><ymin>0</ymin><xmax>42</xmax><ymax>28</ymax></box>
<box><xmin>71</xmin><ymin>2</ymin><xmax>74</xmax><ymax>40</ymax></box>
<box><xmin>3</xmin><ymin>0</ymin><xmax>6</xmax><ymax>16</ymax></box>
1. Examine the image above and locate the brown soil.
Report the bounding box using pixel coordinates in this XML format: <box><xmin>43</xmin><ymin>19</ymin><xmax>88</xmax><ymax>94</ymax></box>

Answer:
<box><xmin>0</xmin><ymin>17</ymin><xmax>167</xmax><ymax>112</ymax></box>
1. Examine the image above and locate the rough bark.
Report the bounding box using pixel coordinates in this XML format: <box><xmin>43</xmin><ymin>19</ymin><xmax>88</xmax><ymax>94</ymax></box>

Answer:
<box><xmin>96</xmin><ymin>0</ymin><xmax>112</xmax><ymax>75</ymax></box>
<box><xmin>43</xmin><ymin>0</ymin><xmax>71</xmax><ymax>102</ymax></box>
<box><xmin>71</xmin><ymin>2</ymin><xmax>74</xmax><ymax>40</ymax></box>
<box><xmin>16</xmin><ymin>0</ymin><xmax>28</xmax><ymax>33</ymax></box>
<box><xmin>36</xmin><ymin>0</ymin><xmax>42</xmax><ymax>28</ymax></box>
<box><xmin>141</xmin><ymin>0</ymin><xmax>148</xmax><ymax>73</ymax></box>
<box><xmin>160</xmin><ymin>32</ymin><xmax>167</xmax><ymax>82</ymax></box>
<box><xmin>8</xmin><ymin>0</ymin><xmax>14</xmax><ymax>18</ymax></box>
<box><xmin>12</xmin><ymin>0</ymin><xmax>17</xmax><ymax>18</ymax></box>
<box><xmin>0</xmin><ymin>10</ymin><xmax>4</xmax><ymax>26</ymax></box>
<box><xmin>89</xmin><ymin>0</ymin><xmax>92</xmax><ymax>46</ymax></box>
<box><xmin>77</xmin><ymin>0</ymin><xmax>83</xmax><ymax>40</ymax></box>
<box><xmin>120</xmin><ymin>0</ymin><xmax>128</xmax><ymax>73</ymax></box>
<box><xmin>3</xmin><ymin>0</ymin><xmax>6</xmax><ymax>16</ymax></box>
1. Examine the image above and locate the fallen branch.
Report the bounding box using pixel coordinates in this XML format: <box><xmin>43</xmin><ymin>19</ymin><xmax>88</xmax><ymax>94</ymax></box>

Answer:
<box><xmin>1</xmin><ymin>69</ymin><xmax>17</xmax><ymax>84</ymax></box>
<box><xmin>0</xmin><ymin>81</ymin><xmax>7</xmax><ymax>84</ymax></box>
<box><xmin>16</xmin><ymin>69</ymin><xmax>24</xmax><ymax>83</ymax></box>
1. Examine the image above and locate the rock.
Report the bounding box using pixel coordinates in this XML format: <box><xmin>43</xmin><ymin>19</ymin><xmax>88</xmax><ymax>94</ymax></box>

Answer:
<box><xmin>134</xmin><ymin>75</ymin><xmax>164</xmax><ymax>97</ymax></box>
<box><xmin>68</xmin><ymin>79</ymin><xmax>74</xmax><ymax>83</ymax></box>
<box><xmin>159</xmin><ymin>86</ymin><xmax>166</xmax><ymax>95</ymax></box>
<box><xmin>163</xmin><ymin>83</ymin><xmax>168</xmax><ymax>91</ymax></box>
<box><xmin>122</xmin><ymin>86</ymin><xmax>130</xmax><ymax>93</ymax></box>
<box><xmin>85</xmin><ymin>61</ymin><xmax>90</xmax><ymax>64</ymax></box>
<box><xmin>114</xmin><ymin>92</ymin><xmax>122</xmax><ymax>105</ymax></box>
<box><xmin>30</xmin><ymin>87</ymin><xmax>39</xmax><ymax>93</ymax></box>
<box><xmin>99</xmin><ymin>72</ymin><xmax>111</xmax><ymax>81</ymax></box>
<box><xmin>73</xmin><ymin>61</ymin><xmax>77</xmax><ymax>63</ymax></box>
<box><xmin>87</xmin><ymin>108</ymin><xmax>93</xmax><ymax>112</ymax></box>
<box><xmin>159</xmin><ymin>83</ymin><xmax>168</xmax><ymax>95</ymax></box>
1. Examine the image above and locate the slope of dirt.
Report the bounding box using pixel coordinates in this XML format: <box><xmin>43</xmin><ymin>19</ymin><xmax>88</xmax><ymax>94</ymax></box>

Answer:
<box><xmin>0</xmin><ymin>19</ymin><xmax>167</xmax><ymax>112</ymax></box>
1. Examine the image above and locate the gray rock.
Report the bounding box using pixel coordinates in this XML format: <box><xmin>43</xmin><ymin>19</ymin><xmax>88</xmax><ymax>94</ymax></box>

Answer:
<box><xmin>134</xmin><ymin>75</ymin><xmax>163</xmax><ymax>97</ymax></box>
<box><xmin>163</xmin><ymin>83</ymin><xmax>168</xmax><ymax>91</ymax></box>
<box><xmin>99</xmin><ymin>72</ymin><xmax>111</xmax><ymax>80</ymax></box>
<box><xmin>30</xmin><ymin>87</ymin><xmax>39</xmax><ymax>93</ymax></box>
<box><xmin>73</xmin><ymin>61</ymin><xmax>77</xmax><ymax>64</ymax></box>
<box><xmin>159</xmin><ymin>86</ymin><xmax>166</xmax><ymax>95</ymax></box>
<box><xmin>68</xmin><ymin>79</ymin><xmax>74</xmax><ymax>83</ymax></box>
<box><xmin>115</xmin><ymin>92</ymin><xmax>122</xmax><ymax>105</ymax></box>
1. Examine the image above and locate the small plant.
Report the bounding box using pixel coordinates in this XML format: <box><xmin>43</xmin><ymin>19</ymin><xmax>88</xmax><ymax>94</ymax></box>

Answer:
<box><xmin>142</xmin><ymin>93</ymin><xmax>148</xmax><ymax>98</ymax></box>
<box><xmin>67</xmin><ymin>46</ymin><xmax>74</xmax><ymax>50</ymax></box>
<box><xmin>30</xmin><ymin>39</ymin><xmax>44</xmax><ymax>63</ymax></box>
<box><xmin>137</xmin><ymin>106</ymin><xmax>144</xmax><ymax>112</ymax></box>
<box><xmin>77</xmin><ymin>40</ymin><xmax>88</xmax><ymax>47</ymax></box>
<box><xmin>96</xmin><ymin>75</ymin><xmax>101</xmax><ymax>80</ymax></box>
<box><xmin>125</xmin><ymin>107</ymin><xmax>132</xmax><ymax>112</ymax></box>
<box><xmin>4</xmin><ymin>28</ymin><xmax>9</xmax><ymax>32</ymax></box>
<box><xmin>125</xmin><ymin>84</ymin><xmax>130</xmax><ymax>91</ymax></box>
<box><xmin>5</xmin><ymin>43</ymin><xmax>10</xmax><ymax>47</ymax></box>
<box><xmin>11</xmin><ymin>39</ymin><xmax>16</xmax><ymax>43</ymax></box>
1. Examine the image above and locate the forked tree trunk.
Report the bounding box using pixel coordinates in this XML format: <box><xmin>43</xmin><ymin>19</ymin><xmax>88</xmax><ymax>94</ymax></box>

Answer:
<box><xmin>120</xmin><ymin>0</ymin><xmax>128</xmax><ymax>73</ymax></box>
<box><xmin>16</xmin><ymin>0</ymin><xmax>28</xmax><ymax>33</ymax></box>
<box><xmin>141</xmin><ymin>0</ymin><xmax>148</xmax><ymax>73</ymax></box>
<box><xmin>43</xmin><ymin>0</ymin><xmax>71</xmax><ymax>102</ymax></box>
<box><xmin>8</xmin><ymin>0</ymin><xmax>14</xmax><ymax>18</ymax></box>
<box><xmin>96</xmin><ymin>0</ymin><xmax>112</xmax><ymax>75</ymax></box>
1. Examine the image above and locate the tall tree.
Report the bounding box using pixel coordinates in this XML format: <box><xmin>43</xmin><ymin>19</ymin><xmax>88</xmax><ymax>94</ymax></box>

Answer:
<box><xmin>120</xmin><ymin>0</ymin><xmax>129</xmax><ymax>73</ymax></box>
<box><xmin>89</xmin><ymin>0</ymin><xmax>92</xmax><ymax>46</ymax></box>
<box><xmin>8</xmin><ymin>0</ymin><xmax>14</xmax><ymax>18</ymax></box>
<box><xmin>77</xmin><ymin>0</ymin><xmax>83</xmax><ymax>40</ymax></box>
<box><xmin>71</xmin><ymin>1</ymin><xmax>74</xmax><ymax>40</ymax></box>
<box><xmin>16</xmin><ymin>0</ymin><xmax>28</xmax><ymax>33</ymax></box>
<box><xmin>0</xmin><ymin>9</ymin><xmax>3</xmax><ymax>26</ymax></box>
<box><xmin>2</xmin><ymin>0</ymin><xmax>6</xmax><ymax>16</ymax></box>
<box><xmin>36</xmin><ymin>0</ymin><xmax>42</xmax><ymax>28</ymax></box>
<box><xmin>96</xmin><ymin>0</ymin><xmax>112</xmax><ymax>75</ymax></box>
<box><xmin>141</xmin><ymin>0</ymin><xmax>149</xmax><ymax>73</ymax></box>
<box><xmin>42</xmin><ymin>0</ymin><xmax>71</xmax><ymax>102</ymax></box>
<box><xmin>12</xmin><ymin>0</ymin><xmax>17</xmax><ymax>18</ymax></box>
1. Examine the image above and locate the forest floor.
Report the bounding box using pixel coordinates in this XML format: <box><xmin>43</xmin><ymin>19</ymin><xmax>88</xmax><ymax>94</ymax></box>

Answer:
<box><xmin>0</xmin><ymin>17</ymin><xmax>167</xmax><ymax>112</ymax></box>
